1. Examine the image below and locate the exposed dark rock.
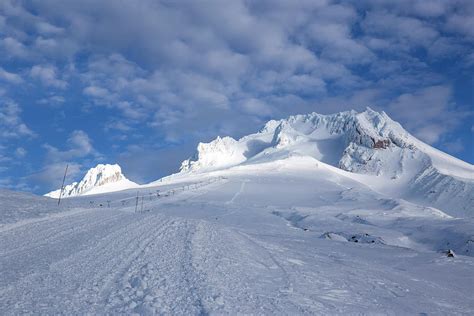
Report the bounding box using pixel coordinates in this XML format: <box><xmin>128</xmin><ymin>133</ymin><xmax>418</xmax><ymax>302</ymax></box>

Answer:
<box><xmin>373</xmin><ymin>139</ymin><xmax>390</xmax><ymax>149</ymax></box>
<box><xmin>446</xmin><ymin>249</ymin><xmax>455</xmax><ymax>257</ymax></box>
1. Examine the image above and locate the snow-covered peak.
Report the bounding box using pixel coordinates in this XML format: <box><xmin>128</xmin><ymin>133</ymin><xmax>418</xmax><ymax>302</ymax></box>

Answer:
<box><xmin>45</xmin><ymin>163</ymin><xmax>139</xmax><ymax>198</ymax></box>
<box><xmin>179</xmin><ymin>108</ymin><xmax>414</xmax><ymax>173</ymax></box>
<box><xmin>266</xmin><ymin>107</ymin><xmax>411</xmax><ymax>149</ymax></box>
<box><xmin>80</xmin><ymin>163</ymin><xmax>125</xmax><ymax>186</ymax></box>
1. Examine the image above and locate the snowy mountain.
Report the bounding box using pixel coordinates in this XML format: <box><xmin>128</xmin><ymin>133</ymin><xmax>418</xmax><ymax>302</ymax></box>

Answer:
<box><xmin>178</xmin><ymin>108</ymin><xmax>474</xmax><ymax>217</ymax></box>
<box><xmin>3</xmin><ymin>110</ymin><xmax>474</xmax><ymax>314</ymax></box>
<box><xmin>45</xmin><ymin>164</ymin><xmax>138</xmax><ymax>198</ymax></box>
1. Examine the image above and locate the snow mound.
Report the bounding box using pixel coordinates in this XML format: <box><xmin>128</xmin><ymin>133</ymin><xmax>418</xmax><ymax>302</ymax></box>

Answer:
<box><xmin>45</xmin><ymin>164</ymin><xmax>138</xmax><ymax>198</ymax></box>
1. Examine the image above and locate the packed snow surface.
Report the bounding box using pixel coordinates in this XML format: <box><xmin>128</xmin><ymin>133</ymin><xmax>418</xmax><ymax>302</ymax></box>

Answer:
<box><xmin>1</xmin><ymin>109</ymin><xmax>473</xmax><ymax>314</ymax></box>
<box><xmin>45</xmin><ymin>163</ymin><xmax>138</xmax><ymax>198</ymax></box>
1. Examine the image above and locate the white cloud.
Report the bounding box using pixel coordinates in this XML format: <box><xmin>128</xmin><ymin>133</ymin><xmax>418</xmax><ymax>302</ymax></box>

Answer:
<box><xmin>0</xmin><ymin>100</ymin><xmax>35</xmax><ymax>139</ymax></box>
<box><xmin>43</xmin><ymin>130</ymin><xmax>97</xmax><ymax>162</ymax></box>
<box><xmin>30</xmin><ymin>64</ymin><xmax>68</xmax><ymax>89</ymax></box>
<box><xmin>36</xmin><ymin>21</ymin><xmax>64</xmax><ymax>35</ymax></box>
<box><xmin>28</xmin><ymin>162</ymin><xmax>82</xmax><ymax>191</ymax></box>
<box><xmin>0</xmin><ymin>36</ymin><xmax>29</xmax><ymax>58</ymax></box>
<box><xmin>446</xmin><ymin>13</ymin><xmax>474</xmax><ymax>39</ymax></box>
<box><xmin>37</xmin><ymin>95</ymin><xmax>65</xmax><ymax>106</ymax></box>
<box><xmin>361</xmin><ymin>11</ymin><xmax>439</xmax><ymax>50</ymax></box>
<box><xmin>83</xmin><ymin>86</ymin><xmax>111</xmax><ymax>99</ymax></box>
<box><xmin>15</xmin><ymin>147</ymin><xmax>27</xmax><ymax>158</ymax></box>
<box><xmin>104</xmin><ymin>120</ymin><xmax>132</xmax><ymax>132</ymax></box>
<box><xmin>0</xmin><ymin>67</ymin><xmax>23</xmax><ymax>84</ymax></box>
<box><xmin>32</xmin><ymin>131</ymin><xmax>101</xmax><ymax>191</ymax></box>
<box><xmin>387</xmin><ymin>85</ymin><xmax>465</xmax><ymax>144</ymax></box>
<box><xmin>239</xmin><ymin>98</ymin><xmax>273</xmax><ymax>117</ymax></box>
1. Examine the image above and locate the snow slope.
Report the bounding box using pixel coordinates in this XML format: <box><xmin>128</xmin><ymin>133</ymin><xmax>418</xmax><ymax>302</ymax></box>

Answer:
<box><xmin>1</xmin><ymin>156</ymin><xmax>473</xmax><ymax>314</ymax></box>
<box><xmin>45</xmin><ymin>164</ymin><xmax>138</xmax><ymax>198</ymax></box>
<box><xmin>177</xmin><ymin>108</ymin><xmax>474</xmax><ymax>217</ymax></box>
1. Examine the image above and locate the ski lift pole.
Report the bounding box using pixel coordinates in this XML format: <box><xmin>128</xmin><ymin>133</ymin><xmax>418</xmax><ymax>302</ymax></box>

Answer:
<box><xmin>135</xmin><ymin>191</ymin><xmax>139</xmax><ymax>213</ymax></box>
<box><xmin>58</xmin><ymin>164</ymin><xmax>68</xmax><ymax>206</ymax></box>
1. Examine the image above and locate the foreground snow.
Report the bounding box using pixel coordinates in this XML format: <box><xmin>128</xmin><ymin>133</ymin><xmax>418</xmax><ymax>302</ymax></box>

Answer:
<box><xmin>1</xmin><ymin>157</ymin><xmax>473</xmax><ymax>314</ymax></box>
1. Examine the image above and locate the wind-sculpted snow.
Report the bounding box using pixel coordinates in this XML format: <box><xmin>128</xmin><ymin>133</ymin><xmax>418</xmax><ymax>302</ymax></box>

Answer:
<box><xmin>178</xmin><ymin>108</ymin><xmax>474</xmax><ymax>217</ymax></box>
<box><xmin>45</xmin><ymin>163</ymin><xmax>138</xmax><ymax>198</ymax></box>
<box><xmin>1</xmin><ymin>157</ymin><xmax>473</xmax><ymax>314</ymax></box>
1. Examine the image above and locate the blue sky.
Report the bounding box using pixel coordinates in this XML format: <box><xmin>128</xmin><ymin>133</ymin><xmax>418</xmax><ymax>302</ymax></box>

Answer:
<box><xmin>0</xmin><ymin>0</ymin><xmax>473</xmax><ymax>194</ymax></box>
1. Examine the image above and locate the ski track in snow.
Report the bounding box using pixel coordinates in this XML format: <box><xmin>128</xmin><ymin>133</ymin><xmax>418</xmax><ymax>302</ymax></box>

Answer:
<box><xmin>226</xmin><ymin>180</ymin><xmax>246</xmax><ymax>204</ymax></box>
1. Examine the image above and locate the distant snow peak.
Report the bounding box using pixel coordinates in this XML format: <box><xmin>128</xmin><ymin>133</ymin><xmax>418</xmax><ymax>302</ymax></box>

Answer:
<box><xmin>82</xmin><ymin>163</ymin><xmax>125</xmax><ymax>186</ymax></box>
<box><xmin>45</xmin><ymin>163</ymin><xmax>138</xmax><ymax>198</ymax></box>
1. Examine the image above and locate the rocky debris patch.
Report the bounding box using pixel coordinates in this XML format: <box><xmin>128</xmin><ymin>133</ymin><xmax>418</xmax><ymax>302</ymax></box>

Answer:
<box><xmin>321</xmin><ymin>232</ymin><xmax>385</xmax><ymax>244</ymax></box>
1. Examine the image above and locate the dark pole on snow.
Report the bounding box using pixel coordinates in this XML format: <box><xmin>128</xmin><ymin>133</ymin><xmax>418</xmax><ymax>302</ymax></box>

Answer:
<box><xmin>135</xmin><ymin>191</ymin><xmax>139</xmax><ymax>213</ymax></box>
<box><xmin>58</xmin><ymin>164</ymin><xmax>68</xmax><ymax>206</ymax></box>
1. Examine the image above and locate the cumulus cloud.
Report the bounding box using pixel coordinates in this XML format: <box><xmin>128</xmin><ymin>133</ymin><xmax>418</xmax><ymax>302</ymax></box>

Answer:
<box><xmin>446</xmin><ymin>12</ymin><xmax>474</xmax><ymax>38</ymax></box>
<box><xmin>15</xmin><ymin>147</ymin><xmax>27</xmax><ymax>158</ymax></box>
<box><xmin>0</xmin><ymin>37</ymin><xmax>29</xmax><ymax>59</ymax></box>
<box><xmin>361</xmin><ymin>11</ymin><xmax>439</xmax><ymax>51</ymax></box>
<box><xmin>387</xmin><ymin>85</ymin><xmax>465</xmax><ymax>144</ymax></box>
<box><xmin>28</xmin><ymin>162</ymin><xmax>82</xmax><ymax>191</ymax></box>
<box><xmin>0</xmin><ymin>100</ymin><xmax>35</xmax><ymax>139</ymax></box>
<box><xmin>43</xmin><ymin>130</ymin><xmax>97</xmax><ymax>163</ymax></box>
<box><xmin>0</xmin><ymin>67</ymin><xmax>22</xmax><ymax>84</ymax></box>
<box><xmin>35</xmin><ymin>21</ymin><xmax>64</xmax><ymax>35</ymax></box>
<box><xmin>31</xmin><ymin>129</ymin><xmax>104</xmax><ymax>190</ymax></box>
<box><xmin>239</xmin><ymin>98</ymin><xmax>274</xmax><ymax>117</ymax></box>
<box><xmin>37</xmin><ymin>95</ymin><xmax>65</xmax><ymax>107</ymax></box>
<box><xmin>30</xmin><ymin>64</ymin><xmax>68</xmax><ymax>89</ymax></box>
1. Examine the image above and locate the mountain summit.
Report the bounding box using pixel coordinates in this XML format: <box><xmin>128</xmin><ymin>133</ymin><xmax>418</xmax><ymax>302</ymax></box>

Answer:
<box><xmin>45</xmin><ymin>164</ymin><xmax>138</xmax><ymax>198</ymax></box>
<box><xmin>178</xmin><ymin>108</ymin><xmax>474</xmax><ymax>217</ymax></box>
